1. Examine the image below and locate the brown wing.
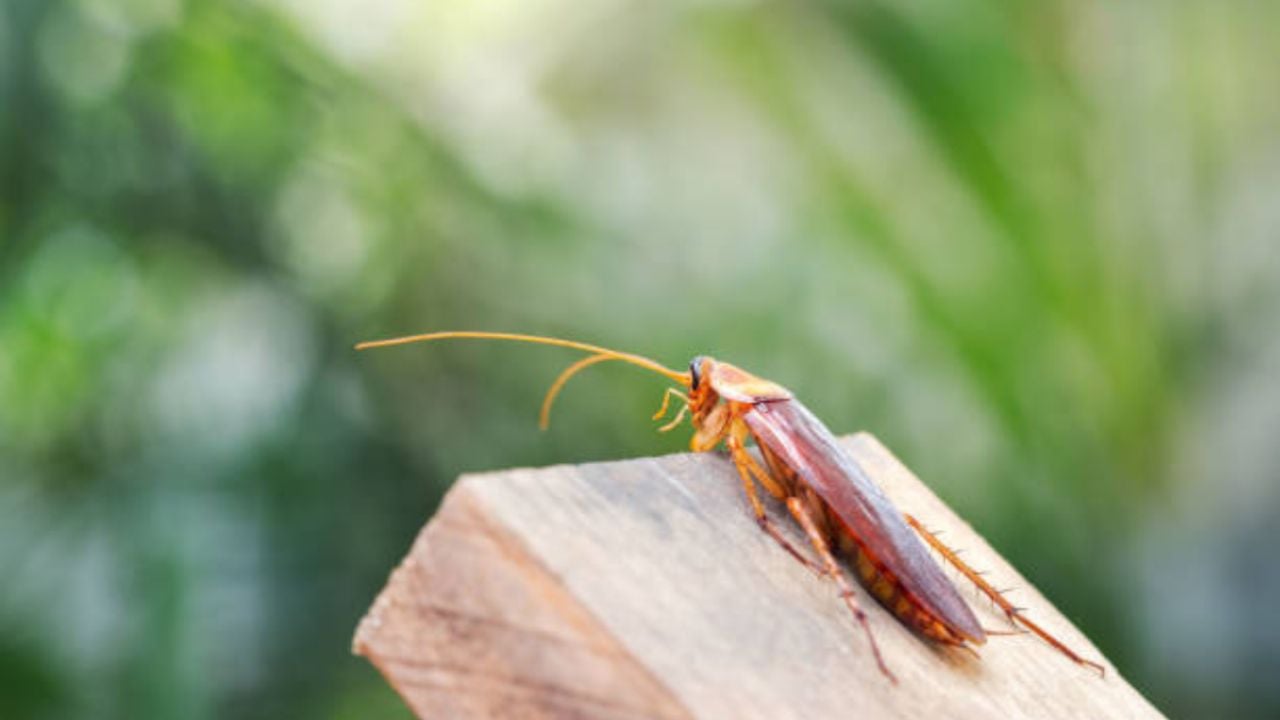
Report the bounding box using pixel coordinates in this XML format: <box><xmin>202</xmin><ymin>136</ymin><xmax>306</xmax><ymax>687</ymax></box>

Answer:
<box><xmin>744</xmin><ymin>399</ymin><xmax>983</xmax><ymax>641</ymax></box>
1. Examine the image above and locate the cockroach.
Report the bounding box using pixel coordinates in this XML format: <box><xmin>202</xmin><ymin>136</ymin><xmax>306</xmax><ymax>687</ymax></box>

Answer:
<box><xmin>356</xmin><ymin>330</ymin><xmax>1106</xmax><ymax>682</ymax></box>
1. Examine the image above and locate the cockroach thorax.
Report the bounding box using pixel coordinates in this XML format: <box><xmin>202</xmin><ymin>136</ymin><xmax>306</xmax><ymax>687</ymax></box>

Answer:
<box><xmin>700</xmin><ymin>358</ymin><xmax>793</xmax><ymax>404</ymax></box>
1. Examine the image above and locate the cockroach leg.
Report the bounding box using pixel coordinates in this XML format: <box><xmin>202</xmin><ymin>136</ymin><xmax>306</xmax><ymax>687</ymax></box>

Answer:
<box><xmin>786</xmin><ymin>496</ymin><xmax>897</xmax><ymax>684</ymax></box>
<box><xmin>651</xmin><ymin>387</ymin><xmax>689</xmax><ymax>421</ymax></box>
<box><xmin>727</xmin><ymin>440</ymin><xmax>823</xmax><ymax>576</ymax></box>
<box><xmin>657</xmin><ymin>403</ymin><xmax>689</xmax><ymax>433</ymax></box>
<box><xmin>904</xmin><ymin>514</ymin><xmax>1107</xmax><ymax>677</ymax></box>
<box><xmin>727</xmin><ymin>425</ymin><xmax>787</xmax><ymax>498</ymax></box>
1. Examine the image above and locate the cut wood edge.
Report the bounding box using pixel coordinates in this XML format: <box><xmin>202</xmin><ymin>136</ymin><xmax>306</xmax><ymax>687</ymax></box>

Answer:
<box><xmin>354</xmin><ymin>433</ymin><xmax>1168</xmax><ymax>720</ymax></box>
<box><xmin>352</xmin><ymin>476</ymin><xmax>693</xmax><ymax>720</ymax></box>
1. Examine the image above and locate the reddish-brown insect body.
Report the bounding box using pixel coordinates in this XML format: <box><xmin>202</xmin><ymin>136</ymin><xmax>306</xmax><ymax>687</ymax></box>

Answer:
<box><xmin>684</xmin><ymin>357</ymin><xmax>981</xmax><ymax>677</ymax></box>
<box><xmin>356</xmin><ymin>331</ymin><xmax>1106</xmax><ymax>682</ymax></box>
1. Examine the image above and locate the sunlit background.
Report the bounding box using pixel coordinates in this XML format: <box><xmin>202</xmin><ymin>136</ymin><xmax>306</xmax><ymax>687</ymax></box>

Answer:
<box><xmin>3</xmin><ymin>0</ymin><xmax>1279</xmax><ymax>717</ymax></box>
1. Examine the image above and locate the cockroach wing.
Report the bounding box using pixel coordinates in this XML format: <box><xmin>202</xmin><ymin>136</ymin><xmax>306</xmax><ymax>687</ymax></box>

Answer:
<box><xmin>744</xmin><ymin>399</ymin><xmax>984</xmax><ymax>642</ymax></box>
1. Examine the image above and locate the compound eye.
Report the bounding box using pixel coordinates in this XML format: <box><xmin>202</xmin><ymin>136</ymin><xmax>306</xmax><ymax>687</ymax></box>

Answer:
<box><xmin>688</xmin><ymin>356</ymin><xmax>706</xmax><ymax>390</ymax></box>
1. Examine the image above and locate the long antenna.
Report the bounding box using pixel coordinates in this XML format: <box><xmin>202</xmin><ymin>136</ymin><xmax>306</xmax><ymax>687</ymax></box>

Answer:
<box><xmin>539</xmin><ymin>353</ymin><xmax>615</xmax><ymax>429</ymax></box>
<box><xmin>355</xmin><ymin>330</ymin><xmax>690</xmax><ymax>384</ymax></box>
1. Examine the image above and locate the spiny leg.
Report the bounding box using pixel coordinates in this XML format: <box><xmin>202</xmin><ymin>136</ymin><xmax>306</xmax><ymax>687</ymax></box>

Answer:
<box><xmin>725</xmin><ymin>438</ymin><xmax>823</xmax><ymax>576</ymax></box>
<box><xmin>787</xmin><ymin>496</ymin><xmax>897</xmax><ymax>683</ymax></box>
<box><xmin>904</xmin><ymin>514</ymin><xmax>1106</xmax><ymax>677</ymax></box>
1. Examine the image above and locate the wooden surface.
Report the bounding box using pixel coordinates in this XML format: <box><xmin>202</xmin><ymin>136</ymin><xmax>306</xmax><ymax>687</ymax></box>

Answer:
<box><xmin>353</xmin><ymin>433</ymin><xmax>1166</xmax><ymax>719</ymax></box>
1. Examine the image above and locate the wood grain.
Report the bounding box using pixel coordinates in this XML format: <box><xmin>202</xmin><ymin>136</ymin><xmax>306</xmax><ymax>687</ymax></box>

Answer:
<box><xmin>354</xmin><ymin>433</ymin><xmax>1166</xmax><ymax>719</ymax></box>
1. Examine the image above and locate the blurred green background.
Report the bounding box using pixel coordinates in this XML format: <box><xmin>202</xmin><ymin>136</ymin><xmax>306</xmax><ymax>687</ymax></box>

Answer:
<box><xmin>3</xmin><ymin>0</ymin><xmax>1279</xmax><ymax>717</ymax></box>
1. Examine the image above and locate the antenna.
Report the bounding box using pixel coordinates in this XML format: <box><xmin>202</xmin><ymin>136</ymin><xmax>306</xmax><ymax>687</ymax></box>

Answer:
<box><xmin>356</xmin><ymin>330</ymin><xmax>690</xmax><ymax>385</ymax></box>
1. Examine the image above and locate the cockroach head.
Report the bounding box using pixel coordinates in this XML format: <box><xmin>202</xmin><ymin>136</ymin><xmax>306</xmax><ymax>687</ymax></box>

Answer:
<box><xmin>688</xmin><ymin>355</ymin><xmax>708</xmax><ymax>391</ymax></box>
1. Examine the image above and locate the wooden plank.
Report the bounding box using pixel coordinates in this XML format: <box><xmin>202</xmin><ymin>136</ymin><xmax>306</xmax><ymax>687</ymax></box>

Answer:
<box><xmin>354</xmin><ymin>433</ymin><xmax>1166</xmax><ymax>719</ymax></box>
